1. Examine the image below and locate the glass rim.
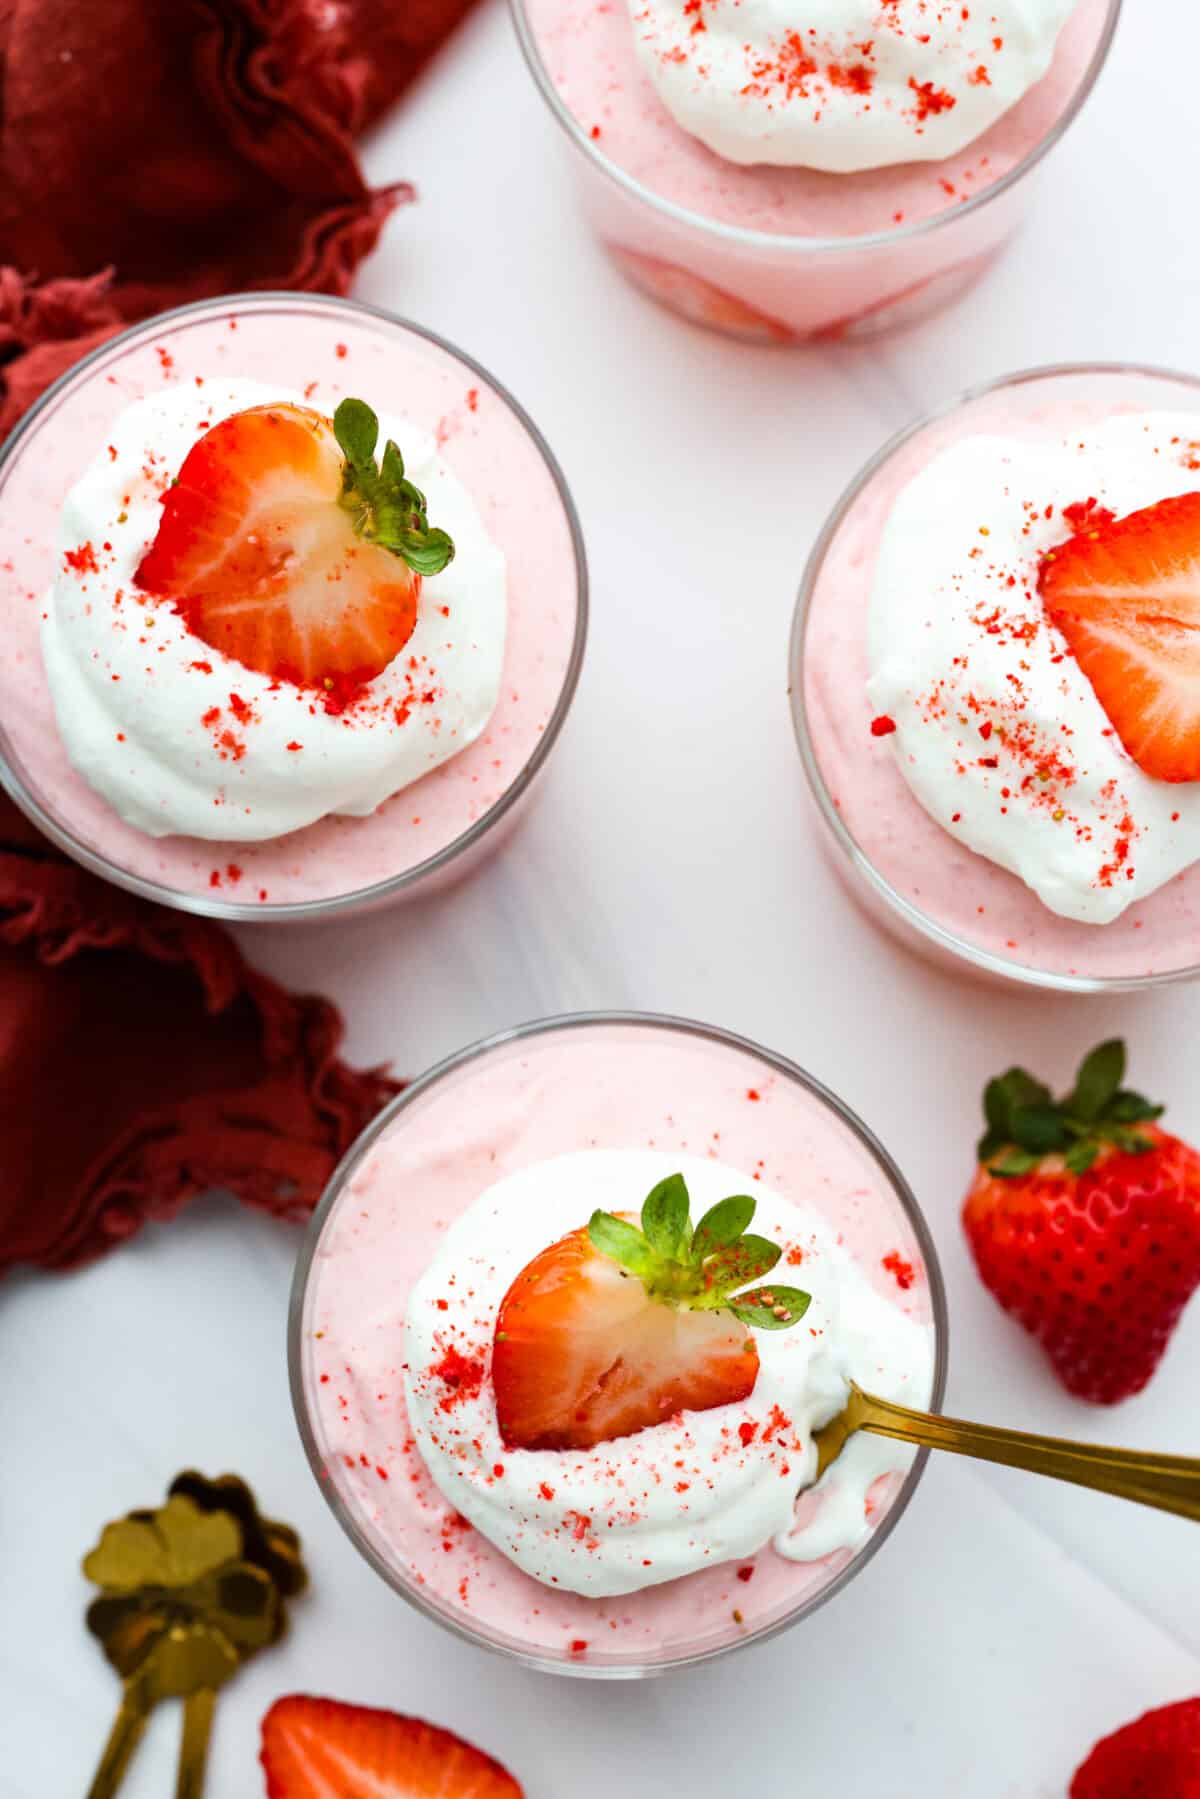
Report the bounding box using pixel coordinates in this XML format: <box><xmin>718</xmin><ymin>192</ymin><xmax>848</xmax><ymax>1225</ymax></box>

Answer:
<box><xmin>507</xmin><ymin>0</ymin><xmax>1123</xmax><ymax>257</ymax></box>
<box><xmin>0</xmin><ymin>291</ymin><xmax>589</xmax><ymax>923</ymax></box>
<box><xmin>789</xmin><ymin>359</ymin><xmax>1200</xmax><ymax>995</ymax></box>
<box><xmin>288</xmin><ymin>1008</ymin><xmax>951</xmax><ymax>1678</ymax></box>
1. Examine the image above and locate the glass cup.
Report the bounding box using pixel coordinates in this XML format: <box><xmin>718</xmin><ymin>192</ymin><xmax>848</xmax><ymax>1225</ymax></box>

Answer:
<box><xmin>790</xmin><ymin>363</ymin><xmax>1200</xmax><ymax>993</ymax></box>
<box><xmin>0</xmin><ymin>293</ymin><xmax>587</xmax><ymax>922</ymax></box>
<box><xmin>289</xmin><ymin>1011</ymin><xmax>948</xmax><ymax>1676</ymax></box>
<box><xmin>508</xmin><ymin>0</ymin><xmax>1122</xmax><ymax>344</ymax></box>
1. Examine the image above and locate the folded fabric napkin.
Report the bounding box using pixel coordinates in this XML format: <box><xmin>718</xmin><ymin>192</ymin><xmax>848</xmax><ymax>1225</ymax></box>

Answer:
<box><xmin>0</xmin><ymin>1</ymin><xmax>478</xmax><ymax>1272</ymax></box>
<box><xmin>0</xmin><ymin>0</ymin><xmax>477</xmax><ymax>437</ymax></box>
<box><xmin>0</xmin><ymin>0</ymin><xmax>481</xmax><ymax>1272</ymax></box>
<box><xmin>0</xmin><ymin>795</ymin><xmax>401</xmax><ymax>1275</ymax></box>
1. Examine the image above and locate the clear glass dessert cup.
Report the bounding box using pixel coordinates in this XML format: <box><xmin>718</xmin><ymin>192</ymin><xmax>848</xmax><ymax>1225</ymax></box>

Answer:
<box><xmin>508</xmin><ymin>0</ymin><xmax>1121</xmax><ymax>345</ymax></box>
<box><xmin>0</xmin><ymin>293</ymin><xmax>587</xmax><ymax>922</ymax></box>
<box><xmin>789</xmin><ymin>362</ymin><xmax>1200</xmax><ymax>994</ymax></box>
<box><xmin>289</xmin><ymin>1010</ymin><xmax>949</xmax><ymax>1678</ymax></box>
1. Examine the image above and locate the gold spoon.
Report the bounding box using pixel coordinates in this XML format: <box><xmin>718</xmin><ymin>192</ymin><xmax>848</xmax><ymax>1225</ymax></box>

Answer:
<box><xmin>812</xmin><ymin>1383</ymin><xmax>1200</xmax><ymax>1520</ymax></box>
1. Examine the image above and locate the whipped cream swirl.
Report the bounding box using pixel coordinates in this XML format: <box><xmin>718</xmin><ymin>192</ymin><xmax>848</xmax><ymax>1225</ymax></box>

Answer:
<box><xmin>404</xmin><ymin>1149</ymin><xmax>934</xmax><ymax>1599</ymax></box>
<box><xmin>41</xmin><ymin>380</ymin><xmax>506</xmax><ymax>841</ymax></box>
<box><xmin>867</xmin><ymin>413</ymin><xmax>1200</xmax><ymax>926</ymax></box>
<box><xmin>627</xmin><ymin>0</ymin><xmax>1078</xmax><ymax>172</ymax></box>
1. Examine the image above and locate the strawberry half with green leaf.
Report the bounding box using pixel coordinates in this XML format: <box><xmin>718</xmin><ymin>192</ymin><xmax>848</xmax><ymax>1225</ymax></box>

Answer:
<box><xmin>260</xmin><ymin>1695</ymin><xmax>524</xmax><ymax>1798</ymax></box>
<box><xmin>963</xmin><ymin>1039</ymin><xmax>1200</xmax><ymax>1404</ymax></box>
<box><xmin>136</xmin><ymin>397</ymin><xmax>453</xmax><ymax>694</ymax></box>
<box><xmin>1040</xmin><ymin>491</ymin><xmax>1200</xmax><ymax>782</ymax></box>
<box><xmin>1071</xmin><ymin>1697</ymin><xmax>1200</xmax><ymax>1797</ymax></box>
<box><xmin>492</xmin><ymin>1173</ymin><xmax>811</xmax><ymax>1451</ymax></box>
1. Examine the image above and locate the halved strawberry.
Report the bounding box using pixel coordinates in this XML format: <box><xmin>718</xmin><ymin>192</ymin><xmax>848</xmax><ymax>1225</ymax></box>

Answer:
<box><xmin>1040</xmin><ymin>491</ymin><xmax>1200</xmax><ymax>782</ymax></box>
<box><xmin>492</xmin><ymin>1173</ymin><xmax>810</xmax><ymax>1451</ymax></box>
<box><xmin>136</xmin><ymin>397</ymin><xmax>453</xmax><ymax>693</ymax></box>
<box><xmin>260</xmin><ymin>1695</ymin><xmax>524</xmax><ymax>1798</ymax></box>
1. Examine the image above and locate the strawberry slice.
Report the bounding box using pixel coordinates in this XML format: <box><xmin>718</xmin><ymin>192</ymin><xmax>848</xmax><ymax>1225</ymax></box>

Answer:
<box><xmin>260</xmin><ymin>1696</ymin><xmax>524</xmax><ymax>1798</ymax></box>
<box><xmin>136</xmin><ymin>397</ymin><xmax>454</xmax><ymax>694</ymax></box>
<box><xmin>607</xmin><ymin>248</ymin><xmax>796</xmax><ymax>344</ymax></box>
<box><xmin>492</xmin><ymin>1172</ymin><xmax>810</xmax><ymax>1451</ymax></box>
<box><xmin>1040</xmin><ymin>491</ymin><xmax>1200</xmax><ymax>782</ymax></box>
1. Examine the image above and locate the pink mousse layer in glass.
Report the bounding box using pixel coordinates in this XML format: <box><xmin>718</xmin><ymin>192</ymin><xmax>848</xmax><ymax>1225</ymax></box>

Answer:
<box><xmin>800</xmin><ymin>368</ymin><xmax>1200</xmax><ymax>984</ymax></box>
<box><xmin>294</xmin><ymin>1018</ymin><xmax>941</xmax><ymax>1671</ymax></box>
<box><xmin>516</xmin><ymin>0</ymin><xmax>1113</xmax><ymax>342</ymax></box>
<box><xmin>524</xmin><ymin>0</ymin><xmax>1110</xmax><ymax>238</ymax></box>
<box><xmin>0</xmin><ymin>297</ymin><xmax>581</xmax><ymax>909</ymax></box>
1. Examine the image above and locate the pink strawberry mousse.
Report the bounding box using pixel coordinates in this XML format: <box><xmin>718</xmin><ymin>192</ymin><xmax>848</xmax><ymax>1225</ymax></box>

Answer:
<box><xmin>293</xmin><ymin>1016</ymin><xmax>943</xmax><ymax>1671</ymax></box>
<box><xmin>515</xmin><ymin>0</ymin><xmax>1116</xmax><ymax>341</ymax></box>
<box><xmin>797</xmin><ymin>366</ymin><xmax>1200</xmax><ymax>985</ymax></box>
<box><xmin>0</xmin><ymin>295</ymin><xmax>583</xmax><ymax>913</ymax></box>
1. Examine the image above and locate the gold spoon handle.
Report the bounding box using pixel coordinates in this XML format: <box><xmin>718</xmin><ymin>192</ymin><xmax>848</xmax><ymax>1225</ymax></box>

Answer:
<box><xmin>85</xmin><ymin>1671</ymin><xmax>152</xmax><ymax>1799</ymax></box>
<box><xmin>852</xmin><ymin>1386</ymin><xmax>1200</xmax><ymax>1521</ymax></box>
<box><xmin>175</xmin><ymin>1689</ymin><xmax>216</xmax><ymax>1799</ymax></box>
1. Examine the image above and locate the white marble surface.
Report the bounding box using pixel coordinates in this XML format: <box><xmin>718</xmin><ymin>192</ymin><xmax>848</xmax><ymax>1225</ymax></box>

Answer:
<box><xmin>5</xmin><ymin>1</ymin><xmax>1200</xmax><ymax>1792</ymax></box>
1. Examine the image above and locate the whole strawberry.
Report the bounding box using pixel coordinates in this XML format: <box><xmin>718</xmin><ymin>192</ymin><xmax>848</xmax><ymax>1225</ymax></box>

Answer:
<box><xmin>963</xmin><ymin>1040</ymin><xmax>1200</xmax><ymax>1404</ymax></box>
<box><xmin>1071</xmin><ymin>1697</ymin><xmax>1200</xmax><ymax>1796</ymax></box>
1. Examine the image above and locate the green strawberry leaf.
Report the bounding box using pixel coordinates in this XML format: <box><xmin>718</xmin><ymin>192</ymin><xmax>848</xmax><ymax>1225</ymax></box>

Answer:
<box><xmin>1010</xmin><ymin>1105</ymin><xmax>1071</xmax><ymax>1156</ymax></box>
<box><xmin>981</xmin><ymin>1042</ymin><xmax>1164</xmax><ymax>1181</ymax></box>
<box><xmin>1064</xmin><ymin>1141</ymin><xmax>1101</xmax><ymax>1176</ymax></box>
<box><xmin>1068</xmin><ymin>1039</ymin><xmax>1125</xmax><ymax>1124</ymax></box>
<box><xmin>729</xmin><ymin>1286</ymin><xmax>811</xmax><ymax>1331</ymax></box>
<box><xmin>998</xmin><ymin>1069</ymin><xmax>1053</xmax><ymax>1119</ymax></box>
<box><xmin>333</xmin><ymin>397</ymin><xmax>379</xmax><ymax>470</ymax></box>
<box><xmin>979</xmin><ymin>1068</ymin><xmax>1053</xmax><ymax>1156</ymax></box>
<box><xmin>380</xmin><ymin>439</ymin><xmax>428</xmax><ymax>513</ymax></box>
<box><xmin>587</xmin><ymin>1180</ymin><xmax>810</xmax><ymax>1333</ymax></box>
<box><xmin>702</xmin><ymin>1235</ymin><xmax>781</xmax><ymax>1295</ymax></box>
<box><xmin>1108</xmin><ymin>1127</ymin><xmax>1157</xmax><ymax>1157</ymax></box>
<box><xmin>989</xmin><ymin>1148</ymin><xmax>1042</xmax><ymax>1179</ymax></box>
<box><xmin>587</xmin><ymin>1212</ymin><xmax>659</xmax><ymax>1281</ymax></box>
<box><xmin>983</xmin><ymin>1076</ymin><xmax>1013</xmax><ymax>1135</ymax></box>
<box><xmin>387</xmin><ymin>523</ymin><xmax>456</xmax><ymax>576</ymax></box>
<box><xmin>641</xmin><ymin>1174</ymin><xmax>692</xmax><ymax>1260</ymax></box>
<box><xmin>333</xmin><ymin>398</ymin><xmax>455</xmax><ymax>577</ymax></box>
<box><xmin>691</xmin><ymin>1195</ymin><xmax>756</xmax><ymax>1262</ymax></box>
<box><xmin>1108</xmin><ymin>1091</ymin><xmax>1164</xmax><ymax>1125</ymax></box>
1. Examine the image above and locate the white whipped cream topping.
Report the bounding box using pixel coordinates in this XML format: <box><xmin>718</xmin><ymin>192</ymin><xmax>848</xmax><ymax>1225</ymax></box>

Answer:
<box><xmin>627</xmin><ymin>0</ymin><xmax>1076</xmax><ymax>172</ymax></box>
<box><xmin>41</xmin><ymin>380</ymin><xmax>506</xmax><ymax>841</ymax></box>
<box><xmin>867</xmin><ymin>414</ymin><xmax>1200</xmax><ymax>926</ymax></box>
<box><xmin>404</xmin><ymin>1149</ymin><xmax>933</xmax><ymax>1599</ymax></box>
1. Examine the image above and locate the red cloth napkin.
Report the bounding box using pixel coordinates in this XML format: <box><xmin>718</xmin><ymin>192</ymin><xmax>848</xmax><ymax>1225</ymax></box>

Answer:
<box><xmin>0</xmin><ymin>0</ymin><xmax>478</xmax><ymax>1272</ymax></box>
<box><xmin>0</xmin><ymin>795</ymin><xmax>401</xmax><ymax>1274</ymax></box>
<box><xmin>0</xmin><ymin>0</ymin><xmax>478</xmax><ymax>438</ymax></box>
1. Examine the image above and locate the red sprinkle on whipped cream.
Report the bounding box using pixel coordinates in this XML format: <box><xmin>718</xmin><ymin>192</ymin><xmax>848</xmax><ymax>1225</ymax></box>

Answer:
<box><xmin>866</xmin><ymin>415</ymin><xmax>1200</xmax><ymax>925</ymax></box>
<box><xmin>626</xmin><ymin>0</ymin><xmax>1078</xmax><ymax>174</ymax></box>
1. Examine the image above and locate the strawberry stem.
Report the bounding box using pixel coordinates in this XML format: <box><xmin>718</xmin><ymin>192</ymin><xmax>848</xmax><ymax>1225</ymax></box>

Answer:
<box><xmin>333</xmin><ymin>398</ymin><xmax>455</xmax><ymax>576</ymax></box>
<box><xmin>588</xmin><ymin>1176</ymin><xmax>810</xmax><ymax>1331</ymax></box>
<box><xmin>978</xmin><ymin>1039</ymin><xmax>1164</xmax><ymax>1178</ymax></box>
